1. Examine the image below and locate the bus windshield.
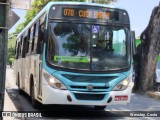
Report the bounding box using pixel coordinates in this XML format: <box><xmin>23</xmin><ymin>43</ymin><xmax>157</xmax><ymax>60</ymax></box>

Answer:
<box><xmin>47</xmin><ymin>21</ymin><xmax>130</xmax><ymax>71</ymax></box>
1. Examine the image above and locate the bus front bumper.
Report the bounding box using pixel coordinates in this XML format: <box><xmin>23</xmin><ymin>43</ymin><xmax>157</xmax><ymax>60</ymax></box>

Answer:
<box><xmin>42</xmin><ymin>85</ymin><xmax>133</xmax><ymax>106</ymax></box>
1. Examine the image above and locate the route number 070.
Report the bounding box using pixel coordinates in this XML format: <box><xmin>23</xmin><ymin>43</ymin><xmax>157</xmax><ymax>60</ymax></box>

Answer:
<box><xmin>63</xmin><ymin>9</ymin><xmax>74</xmax><ymax>16</ymax></box>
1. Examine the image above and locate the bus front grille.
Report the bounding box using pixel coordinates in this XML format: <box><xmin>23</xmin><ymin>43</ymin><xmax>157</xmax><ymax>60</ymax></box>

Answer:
<box><xmin>70</xmin><ymin>85</ymin><xmax>109</xmax><ymax>90</ymax></box>
<box><xmin>62</xmin><ymin>74</ymin><xmax>117</xmax><ymax>83</ymax></box>
<box><xmin>74</xmin><ymin>93</ymin><xmax>105</xmax><ymax>100</ymax></box>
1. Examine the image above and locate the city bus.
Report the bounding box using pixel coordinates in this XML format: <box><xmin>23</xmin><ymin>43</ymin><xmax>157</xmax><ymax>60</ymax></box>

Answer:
<box><xmin>14</xmin><ymin>2</ymin><xmax>134</xmax><ymax>109</ymax></box>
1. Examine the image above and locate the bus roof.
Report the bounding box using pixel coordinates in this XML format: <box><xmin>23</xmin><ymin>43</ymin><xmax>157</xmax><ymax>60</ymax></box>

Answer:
<box><xmin>46</xmin><ymin>2</ymin><xmax>125</xmax><ymax>10</ymax></box>
<box><xmin>17</xmin><ymin>2</ymin><xmax>127</xmax><ymax>39</ymax></box>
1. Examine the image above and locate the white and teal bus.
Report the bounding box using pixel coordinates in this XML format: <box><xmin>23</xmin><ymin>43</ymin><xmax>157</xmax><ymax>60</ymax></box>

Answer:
<box><xmin>14</xmin><ymin>2</ymin><xmax>134</xmax><ymax>110</ymax></box>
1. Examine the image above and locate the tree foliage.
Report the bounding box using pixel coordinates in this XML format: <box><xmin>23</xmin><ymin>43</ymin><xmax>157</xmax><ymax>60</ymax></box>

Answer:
<box><xmin>7</xmin><ymin>35</ymin><xmax>16</xmax><ymax>64</ymax></box>
<box><xmin>15</xmin><ymin>0</ymin><xmax>51</xmax><ymax>33</ymax></box>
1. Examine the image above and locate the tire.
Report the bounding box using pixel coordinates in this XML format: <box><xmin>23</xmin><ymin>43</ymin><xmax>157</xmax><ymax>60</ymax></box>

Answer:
<box><xmin>157</xmin><ymin>84</ymin><xmax>160</xmax><ymax>92</ymax></box>
<box><xmin>31</xmin><ymin>82</ymin><xmax>40</xmax><ymax>108</ymax></box>
<box><xmin>94</xmin><ymin>106</ymin><xmax>106</xmax><ymax>110</ymax></box>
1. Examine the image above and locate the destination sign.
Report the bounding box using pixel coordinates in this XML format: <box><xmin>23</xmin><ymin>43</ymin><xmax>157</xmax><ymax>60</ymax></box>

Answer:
<box><xmin>62</xmin><ymin>8</ymin><xmax>119</xmax><ymax>20</ymax></box>
<box><xmin>49</xmin><ymin>5</ymin><xmax>129</xmax><ymax>24</ymax></box>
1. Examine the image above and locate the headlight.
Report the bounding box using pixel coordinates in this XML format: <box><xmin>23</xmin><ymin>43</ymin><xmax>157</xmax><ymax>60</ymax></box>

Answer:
<box><xmin>43</xmin><ymin>73</ymin><xmax>67</xmax><ymax>90</ymax></box>
<box><xmin>112</xmin><ymin>76</ymin><xmax>131</xmax><ymax>91</ymax></box>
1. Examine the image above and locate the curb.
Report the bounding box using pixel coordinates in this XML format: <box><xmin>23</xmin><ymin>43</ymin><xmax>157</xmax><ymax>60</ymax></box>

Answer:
<box><xmin>147</xmin><ymin>91</ymin><xmax>160</xmax><ymax>100</ymax></box>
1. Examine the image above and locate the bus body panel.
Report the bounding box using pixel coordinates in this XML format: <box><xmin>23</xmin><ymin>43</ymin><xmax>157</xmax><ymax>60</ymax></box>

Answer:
<box><xmin>14</xmin><ymin>59</ymin><xmax>18</xmax><ymax>85</ymax></box>
<box><xmin>41</xmin><ymin>83</ymin><xmax>133</xmax><ymax>105</ymax></box>
<box><xmin>33</xmin><ymin>54</ymin><xmax>42</xmax><ymax>98</ymax></box>
<box><xmin>25</xmin><ymin>55</ymin><xmax>31</xmax><ymax>94</ymax></box>
<box><xmin>15</xmin><ymin>58</ymin><xmax>22</xmax><ymax>88</ymax></box>
<box><xmin>21</xmin><ymin>58</ymin><xmax>25</xmax><ymax>90</ymax></box>
<box><xmin>25</xmin><ymin>54</ymin><xmax>42</xmax><ymax>97</ymax></box>
<box><xmin>41</xmin><ymin>50</ymin><xmax>133</xmax><ymax>105</ymax></box>
<box><xmin>15</xmin><ymin>54</ymin><xmax>42</xmax><ymax>98</ymax></box>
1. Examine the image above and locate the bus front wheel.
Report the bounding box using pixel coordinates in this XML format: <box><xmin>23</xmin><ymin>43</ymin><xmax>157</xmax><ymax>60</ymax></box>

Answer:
<box><xmin>31</xmin><ymin>82</ymin><xmax>39</xmax><ymax>108</ymax></box>
<box><xmin>94</xmin><ymin>106</ymin><xmax>106</xmax><ymax>110</ymax></box>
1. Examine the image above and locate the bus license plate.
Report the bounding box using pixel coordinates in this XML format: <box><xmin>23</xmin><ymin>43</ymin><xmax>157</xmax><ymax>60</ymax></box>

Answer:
<box><xmin>115</xmin><ymin>96</ymin><xmax>128</xmax><ymax>101</ymax></box>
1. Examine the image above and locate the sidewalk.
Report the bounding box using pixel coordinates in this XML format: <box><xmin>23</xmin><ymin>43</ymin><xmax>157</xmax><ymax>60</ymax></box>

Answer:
<box><xmin>3</xmin><ymin>90</ymin><xmax>17</xmax><ymax>120</ymax></box>
<box><xmin>3</xmin><ymin>68</ymin><xmax>18</xmax><ymax>120</ymax></box>
<box><xmin>147</xmin><ymin>91</ymin><xmax>160</xmax><ymax>100</ymax></box>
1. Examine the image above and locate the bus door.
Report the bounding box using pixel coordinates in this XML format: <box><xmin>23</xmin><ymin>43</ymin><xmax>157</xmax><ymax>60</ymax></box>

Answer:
<box><xmin>24</xmin><ymin>29</ymin><xmax>32</xmax><ymax>94</ymax></box>
<box><xmin>36</xmin><ymin>22</ymin><xmax>45</xmax><ymax>97</ymax></box>
<box><xmin>35</xmin><ymin>56</ymin><xmax>42</xmax><ymax>97</ymax></box>
<box><xmin>35</xmin><ymin>21</ymin><xmax>44</xmax><ymax>97</ymax></box>
<box><xmin>21</xmin><ymin>36</ymin><xmax>27</xmax><ymax>90</ymax></box>
<box><xmin>37</xmin><ymin>14</ymin><xmax>46</xmax><ymax>97</ymax></box>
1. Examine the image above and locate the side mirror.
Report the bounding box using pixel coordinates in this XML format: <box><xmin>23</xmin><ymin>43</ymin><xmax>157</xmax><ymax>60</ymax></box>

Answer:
<box><xmin>131</xmin><ymin>31</ymin><xmax>137</xmax><ymax>55</ymax></box>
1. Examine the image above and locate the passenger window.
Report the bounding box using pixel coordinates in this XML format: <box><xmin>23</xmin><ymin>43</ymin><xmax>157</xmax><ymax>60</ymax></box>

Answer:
<box><xmin>29</xmin><ymin>26</ymin><xmax>34</xmax><ymax>53</ymax></box>
<box><xmin>15</xmin><ymin>40</ymin><xmax>19</xmax><ymax>59</ymax></box>
<box><xmin>17</xmin><ymin>42</ymin><xmax>21</xmax><ymax>58</ymax></box>
<box><xmin>31</xmin><ymin>24</ymin><xmax>36</xmax><ymax>52</ymax></box>
<box><xmin>37</xmin><ymin>23</ymin><xmax>44</xmax><ymax>54</ymax></box>
<box><xmin>14</xmin><ymin>41</ymin><xmax>17</xmax><ymax>57</ymax></box>
<box><xmin>32</xmin><ymin>21</ymin><xmax>40</xmax><ymax>53</ymax></box>
<box><xmin>20</xmin><ymin>36</ymin><xmax>23</xmax><ymax>57</ymax></box>
<box><xmin>26</xmin><ymin>29</ymin><xmax>31</xmax><ymax>54</ymax></box>
<box><xmin>22</xmin><ymin>36</ymin><xmax>27</xmax><ymax>58</ymax></box>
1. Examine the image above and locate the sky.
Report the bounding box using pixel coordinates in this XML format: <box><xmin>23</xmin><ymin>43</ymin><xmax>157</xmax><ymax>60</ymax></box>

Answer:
<box><xmin>9</xmin><ymin>0</ymin><xmax>160</xmax><ymax>37</ymax></box>
<box><xmin>112</xmin><ymin>0</ymin><xmax>159</xmax><ymax>37</ymax></box>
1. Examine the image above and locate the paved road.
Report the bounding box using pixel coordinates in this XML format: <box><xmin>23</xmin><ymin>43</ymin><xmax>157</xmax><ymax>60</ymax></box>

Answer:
<box><xmin>4</xmin><ymin>68</ymin><xmax>160</xmax><ymax>120</ymax></box>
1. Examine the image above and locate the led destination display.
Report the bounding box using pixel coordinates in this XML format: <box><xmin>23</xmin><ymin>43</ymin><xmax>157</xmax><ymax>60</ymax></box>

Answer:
<box><xmin>62</xmin><ymin>8</ymin><xmax>113</xmax><ymax>20</ymax></box>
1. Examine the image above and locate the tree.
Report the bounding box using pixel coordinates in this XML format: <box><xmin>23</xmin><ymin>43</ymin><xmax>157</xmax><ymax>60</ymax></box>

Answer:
<box><xmin>15</xmin><ymin>0</ymin><xmax>52</xmax><ymax>33</ymax></box>
<box><xmin>133</xmin><ymin>3</ymin><xmax>160</xmax><ymax>93</ymax></box>
<box><xmin>7</xmin><ymin>34</ymin><xmax>16</xmax><ymax>65</ymax></box>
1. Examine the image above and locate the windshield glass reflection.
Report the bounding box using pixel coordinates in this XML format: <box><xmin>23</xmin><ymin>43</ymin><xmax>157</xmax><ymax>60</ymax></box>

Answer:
<box><xmin>47</xmin><ymin>22</ymin><xmax>130</xmax><ymax>71</ymax></box>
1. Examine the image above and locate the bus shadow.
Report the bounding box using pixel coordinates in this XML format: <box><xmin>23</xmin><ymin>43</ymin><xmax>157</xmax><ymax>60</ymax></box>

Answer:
<box><xmin>6</xmin><ymin>88</ymin><xmax>125</xmax><ymax>119</ymax></box>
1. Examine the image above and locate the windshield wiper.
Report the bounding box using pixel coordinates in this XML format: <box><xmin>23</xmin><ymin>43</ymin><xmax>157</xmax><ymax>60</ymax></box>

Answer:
<box><xmin>67</xmin><ymin>19</ymin><xmax>85</xmax><ymax>43</ymax></box>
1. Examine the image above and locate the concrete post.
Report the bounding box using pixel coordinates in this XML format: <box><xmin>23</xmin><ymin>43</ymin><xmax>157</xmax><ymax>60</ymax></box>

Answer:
<box><xmin>0</xmin><ymin>0</ymin><xmax>9</xmax><ymax>111</ymax></box>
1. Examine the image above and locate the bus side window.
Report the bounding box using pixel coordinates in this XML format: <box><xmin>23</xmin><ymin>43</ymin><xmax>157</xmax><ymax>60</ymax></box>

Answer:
<box><xmin>37</xmin><ymin>23</ymin><xmax>45</xmax><ymax>54</ymax></box>
<box><xmin>20</xmin><ymin>35</ymin><xmax>23</xmax><ymax>57</ymax></box>
<box><xmin>22</xmin><ymin>36</ymin><xmax>27</xmax><ymax>58</ymax></box>
<box><xmin>36</xmin><ymin>14</ymin><xmax>46</xmax><ymax>54</ymax></box>
<box><xmin>33</xmin><ymin>21</ymin><xmax>40</xmax><ymax>53</ymax></box>
<box><xmin>15</xmin><ymin>41</ymin><xmax>18</xmax><ymax>59</ymax></box>
<box><xmin>29</xmin><ymin>26</ymin><xmax>34</xmax><ymax>53</ymax></box>
<box><xmin>16</xmin><ymin>42</ymin><xmax>20</xmax><ymax>59</ymax></box>
<box><xmin>15</xmin><ymin>36</ymin><xmax>23</xmax><ymax>59</ymax></box>
<box><xmin>26</xmin><ymin>29</ymin><xmax>31</xmax><ymax>54</ymax></box>
<box><xmin>31</xmin><ymin>23</ymin><xmax>36</xmax><ymax>53</ymax></box>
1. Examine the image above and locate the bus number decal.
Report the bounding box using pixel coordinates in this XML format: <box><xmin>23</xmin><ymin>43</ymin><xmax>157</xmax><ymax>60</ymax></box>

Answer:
<box><xmin>64</xmin><ymin>9</ymin><xmax>74</xmax><ymax>17</ymax></box>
